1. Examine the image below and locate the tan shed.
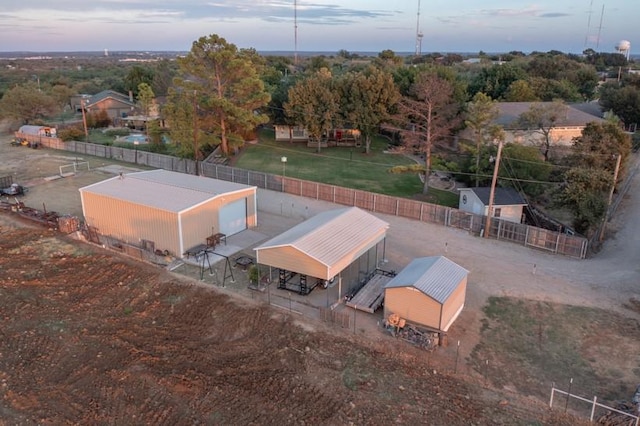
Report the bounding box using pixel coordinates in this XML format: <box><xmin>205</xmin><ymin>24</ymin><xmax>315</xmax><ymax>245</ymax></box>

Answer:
<box><xmin>384</xmin><ymin>256</ymin><xmax>468</xmax><ymax>332</ymax></box>
<box><xmin>79</xmin><ymin>169</ymin><xmax>257</xmax><ymax>257</ymax></box>
<box><xmin>255</xmin><ymin>207</ymin><xmax>389</xmax><ymax>296</ymax></box>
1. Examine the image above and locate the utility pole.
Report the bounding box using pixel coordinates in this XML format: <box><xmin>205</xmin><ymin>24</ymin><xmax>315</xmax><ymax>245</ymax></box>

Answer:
<box><xmin>81</xmin><ymin>100</ymin><xmax>89</xmax><ymax>142</ymax></box>
<box><xmin>193</xmin><ymin>90</ymin><xmax>199</xmax><ymax>176</ymax></box>
<box><xmin>484</xmin><ymin>139</ymin><xmax>503</xmax><ymax>238</ymax></box>
<box><xmin>599</xmin><ymin>153</ymin><xmax>622</xmax><ymax>242</ymax></box>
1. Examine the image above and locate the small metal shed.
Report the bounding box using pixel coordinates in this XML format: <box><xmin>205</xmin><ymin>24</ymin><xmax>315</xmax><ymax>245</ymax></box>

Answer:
<box><xmin>79</xmin><ymin>169</ymin><xmax>257</xmax><ymax>257</ymax></box>
<box><xmin>384</xmin><ymin>256</ymin><xmax>468</xmax><ymax>332</ymax></box>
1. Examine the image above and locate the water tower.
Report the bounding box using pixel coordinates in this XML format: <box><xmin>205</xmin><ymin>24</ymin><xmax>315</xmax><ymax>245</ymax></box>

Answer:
<box><xmin>615</xmin><ymin>40</ymin><xmax>631</xmax><ymax>61</ymax></box>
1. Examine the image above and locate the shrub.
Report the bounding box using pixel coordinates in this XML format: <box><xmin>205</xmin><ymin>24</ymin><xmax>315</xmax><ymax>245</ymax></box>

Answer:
<box><xmin>58</xmin><ymin>125</ymin><xmax>86</xmax><ymax>141</ymax></box>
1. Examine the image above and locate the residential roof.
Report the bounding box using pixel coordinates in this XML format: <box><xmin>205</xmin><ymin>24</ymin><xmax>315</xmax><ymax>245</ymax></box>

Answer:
<box><xmin>462</xmin><ymin>187</ymin><xmax>527</xmax><ymax>206</ymax></box>
<box><xmin>86</xmin><ymin>90</ymin><xmax>135</xmax><ymax>108</ymax></box>
<box><xmin>385</xmin><ymin>256</ymin><xmax>469</xmax><ymax>304</ymax></box>
<box><xmin>495</xmin><ymin>102</ymin><xmax>605</xmax><ymax>129</ymax></box>
<box><xmin>254</xmin><ymin>207</ymin><xmax>389</xmax><ymax>267</ymax></box>
<box><xmin>79</xmin><ymin>169</ymin><xmax>256</xmax><ymax>213</ymax></box>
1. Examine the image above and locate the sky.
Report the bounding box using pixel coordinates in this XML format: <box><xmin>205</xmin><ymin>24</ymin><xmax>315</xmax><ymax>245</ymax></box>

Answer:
<box><xmin>0</xmin><ymin>1</ymin><xmax>636</xmax><ymax>55</ymax></box>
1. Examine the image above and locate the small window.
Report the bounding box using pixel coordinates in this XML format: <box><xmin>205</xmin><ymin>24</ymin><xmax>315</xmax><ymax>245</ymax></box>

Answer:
<box><xmin>494</xmin><ymin>208</ymin><xmax>502</xmax><ymax>217</ymax></box>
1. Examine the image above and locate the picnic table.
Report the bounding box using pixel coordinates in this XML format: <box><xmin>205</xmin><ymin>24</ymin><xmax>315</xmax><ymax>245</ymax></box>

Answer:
<box><xmin>234</xmin><ymin>255</ymin><xmax>254</xmax><ymax>271</ymax></box>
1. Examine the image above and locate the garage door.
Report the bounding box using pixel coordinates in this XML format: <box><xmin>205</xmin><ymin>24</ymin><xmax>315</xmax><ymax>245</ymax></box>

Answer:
<box><xmin>219</xmin><ymin>198</ymin><xmax>247</xmax><ymax>236</ymax></box>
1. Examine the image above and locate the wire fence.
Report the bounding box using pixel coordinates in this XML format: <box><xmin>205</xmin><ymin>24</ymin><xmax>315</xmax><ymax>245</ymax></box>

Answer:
<box><xmin>549</xmin><ymin>383</ymin><xmax>639</xmax><ymax>425</ymax></box>
<box><xmin>32</xmin><ymin>136</ymin><xmax>589</xmax><ymax>258</ymax></box>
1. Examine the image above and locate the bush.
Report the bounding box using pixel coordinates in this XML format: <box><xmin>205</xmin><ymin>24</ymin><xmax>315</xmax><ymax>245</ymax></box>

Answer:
<box><xmin>104</xmin><ymin>128</ymin><xmax>131</xmax><ymax>137</ymax></box>
<box><xmin>58</xmin><ymin>125</ymin><xmax>86</xmax><ymax>141</ymax></box>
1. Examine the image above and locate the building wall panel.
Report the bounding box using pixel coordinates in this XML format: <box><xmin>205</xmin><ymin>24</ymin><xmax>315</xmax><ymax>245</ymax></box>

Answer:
<box><xmin>384</xmin><ymin>287</ymin><xmax>441</xmax><ymax>330</ymax></box>
<box><xmin>82</xmin><ymin>192</ymin><xmax>180</xmax><ymax>254</ymax></box>
<box><xmin>440</xmin><ymin>278</ymin><xmax>467</xmax><ymax>331</ymax></box>
<box><xmin>256</xmin><ymin>246</ymin><xmax>326</xmax><ymax>278</ymax></box>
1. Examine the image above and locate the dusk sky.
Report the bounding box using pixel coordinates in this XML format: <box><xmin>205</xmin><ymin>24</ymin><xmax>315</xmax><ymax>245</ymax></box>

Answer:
<box><xmin>0</xmin><ymin>1</ymin><xmax>636</xmax><ymax>55</ymax></box>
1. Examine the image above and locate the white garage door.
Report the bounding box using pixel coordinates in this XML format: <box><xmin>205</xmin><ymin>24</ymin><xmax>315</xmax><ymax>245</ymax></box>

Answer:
<box><xmin>219</xmin><ymin>198</ymin><xmax>247</xmax><ymax>236</ymax></box>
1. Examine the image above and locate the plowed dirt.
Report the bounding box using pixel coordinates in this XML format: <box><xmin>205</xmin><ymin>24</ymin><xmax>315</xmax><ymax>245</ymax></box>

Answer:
<box><xmin>0</xmin><ymin>214</ymin><xmax>584</xmax><ymax>425</ymax></box>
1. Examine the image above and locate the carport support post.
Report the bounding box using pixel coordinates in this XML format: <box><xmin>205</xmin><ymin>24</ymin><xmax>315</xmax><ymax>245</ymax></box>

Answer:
<box><xmin>353</xmin><ymin>306</ymin><xmax>357</xmax><ymax>334</ymax></box>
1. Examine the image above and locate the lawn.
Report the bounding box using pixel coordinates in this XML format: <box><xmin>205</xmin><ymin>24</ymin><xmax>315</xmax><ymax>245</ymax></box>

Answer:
<box><xmin>236</xmin><ymin>128</ymin><xmax>458</xmax><ymax>205</ymax></box>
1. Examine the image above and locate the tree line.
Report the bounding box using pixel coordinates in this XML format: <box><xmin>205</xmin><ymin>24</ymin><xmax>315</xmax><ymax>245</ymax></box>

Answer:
<box><xmin>0</xmin><ymin>34</ymin><xmax>636</xmax><ymax>237</ymax></box>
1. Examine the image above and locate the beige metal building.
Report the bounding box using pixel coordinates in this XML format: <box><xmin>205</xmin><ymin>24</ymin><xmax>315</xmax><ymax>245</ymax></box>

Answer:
<box><xmin>79</xmin><ymin>169</ymin><xmax>257</xmax><ymax>257</ymax></box>
<box><xmin>384</xmin><ymin>256</ymin><xmax>468</xmax><ymax>332</ymax></box>
<box><xmin>254</xmin><ymin>207</ymin><xmax>389</xmax><ymax>296</ymax></box>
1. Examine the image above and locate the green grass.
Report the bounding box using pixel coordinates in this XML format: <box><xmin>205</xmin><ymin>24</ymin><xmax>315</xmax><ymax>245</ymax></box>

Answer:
<box><xmin>470</xmin><ymin>296</ymin><xmax>638</xmax><ymax>402</ymax></box>
<box><xmin>236</xmin><ymin>129</ymin><xmax>458</xmax><ymax>204</ymax></box>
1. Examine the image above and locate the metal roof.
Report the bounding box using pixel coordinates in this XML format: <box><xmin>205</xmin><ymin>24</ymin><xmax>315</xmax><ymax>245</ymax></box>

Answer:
<box><xmin>384</xmin><ymin>256</ymin><xmax>468</xmax><ymax>304</ymax></box>
<box><xmin>462</xmin><ymin>187</ymin><xmax>527</xmax><ymax>206</ymax></box>
<box><xmin>79</xmin><ymin>169</ymin><xmax>255</xmax><ymax>213</ymax></box>
<box><xmin>255</xmin><ymin>207</ymin><xmax>389</xmax><ymax>266</ymax></box>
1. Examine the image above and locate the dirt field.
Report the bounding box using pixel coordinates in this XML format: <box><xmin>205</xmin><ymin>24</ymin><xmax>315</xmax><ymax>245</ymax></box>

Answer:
<box><xmin>2</xmin><ymin>131</ymin><xmax>640</xmax><ymax>424</ymax></box>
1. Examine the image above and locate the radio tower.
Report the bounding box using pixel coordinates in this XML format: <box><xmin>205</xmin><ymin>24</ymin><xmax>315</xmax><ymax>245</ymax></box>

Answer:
<box><xmin>415</xmin><ymin>0</ymin><xmax>423</xmax><ymax>57</ymax></box>
<box><xmin>294</xmin><ymin>0</ymin><xmax>298</xmax><ymax>65</ymax></box>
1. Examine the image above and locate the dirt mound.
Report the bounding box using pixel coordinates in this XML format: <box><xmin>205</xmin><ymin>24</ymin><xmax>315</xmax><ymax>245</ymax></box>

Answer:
<box><xmin>0</xmin><ymin>215</ymin><xmax>585</xmax><ymax>425</ymax></box>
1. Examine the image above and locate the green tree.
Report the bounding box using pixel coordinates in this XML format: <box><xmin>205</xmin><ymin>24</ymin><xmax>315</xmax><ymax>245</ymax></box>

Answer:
<box><xmin>517</xmin><ymin>100</ymin><xmax>569</xmax><ymax>161</ymax></box>
<box><xmin>170</xmin><ymin>34</ymin><xmax>271</xmax><ymax>156</ymax></box>
<box><xmin>555</xmin><ymin>167</ymin><xmax>611</xmax><ymax>235</ymax></box>
<box><xmin>570</xmin><ymin>122</ymin><xmax>632</xmax><ymax>180</ymax></box>
<box><xmin>392</xmin><ymin>72</ymin><xmax>461</xmax><ymax>194</ymax></box>
<box><xmin>285</xmin><ymin>68</ymin><xmax>339</xmax><ymax>153</ymax></box>
<box><xmin>124</xmin><ymin>66</ymin><xmax>154</xmax><ymax>98</ymax></box>
<box><xmin>500</xmin><ymin>144</ymin><xmax>551</xmax><ymax>197</ymax></box>
<box><xmin>598</xmin><ymin>83</ymin><xmax>640</xmax><ymax>129</ymax></box>
<box><xmin>0</xmin><ymin>83</ymin><xmax>58</xmax><ymax>124</ymax></box>
<box><xmin>504</xmin><ymin>80</ymin><xmax>539</xmax><ymax>102</ymax></box>
<box><xmin>339</xmin><ymin>67</ymin><xmax>400</xmax><ymax>154</ymax></box>
<box><xmin>464</xmin><ymin>92</ymin><xmax>503</xmax><ymax>186</ymax></box>
<box><xmin>137</xmin><ymin>83</ymin><xmax>155</xmax><ymax>117</ymax></box>
<box><xmin>556</xmin><ymin>122</ymin><xmax>631</xmax><ymax>235</ymax></box>
<box><xmin>469</xmin><ymin>63</ymin><xmax>528</xmax><ymax>100</ymax></box>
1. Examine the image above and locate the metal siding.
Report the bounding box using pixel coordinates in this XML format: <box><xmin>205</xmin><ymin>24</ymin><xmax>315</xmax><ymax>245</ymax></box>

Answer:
<box><xmin>180</xmin><ymin>199</ymin><xmax>220</xmax><ymax>253</ymax></box>
<box><xmin>82</xmin><ymin>192</ymin><xmax>180</xmax><ymax>255</ymax></box>
<box><xmin>219</xmin><ymin>198</ymin><xmax>247</xmax><ymax>236</ymax></box>
<box><xmin>256</xmin><ymin>246</ymin><xmax>326</xmax><ymax>278</ymax></box>
<box><xmin>255</xmin><ymin>207</ymin><xmax>389</xmax><ymax>279</ymax></box>
<box><xmin>384</xmin><ymin>287</ymin><xmax>441</xmax><ymax>330</ymax></box>
<box><xmin>439</xmin><ymin>277</ymin><xmax>467</xmax><ymax>331</ymax></box>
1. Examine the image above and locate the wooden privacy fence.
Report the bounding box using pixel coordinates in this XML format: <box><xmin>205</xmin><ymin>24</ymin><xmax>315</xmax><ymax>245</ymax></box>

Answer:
<box><xmin>36</xmin><ymin>139</ymin><xmax>589</xmax><ymax>259</ymax></box>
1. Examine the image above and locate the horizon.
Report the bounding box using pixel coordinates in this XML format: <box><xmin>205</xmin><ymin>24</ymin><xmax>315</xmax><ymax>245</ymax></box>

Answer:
<box><xmin>0</xmin><ymin>1</ymin><xmax>636</xmax><ymax>56</ymax></box>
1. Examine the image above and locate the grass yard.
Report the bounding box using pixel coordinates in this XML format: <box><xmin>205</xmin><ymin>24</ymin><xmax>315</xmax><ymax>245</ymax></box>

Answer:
<box><xmin>469</xmin><ymin>296</ymin><xmax>640</xmax><ymax>405</ymax></box>
<box><xmin>236</xmin><ymin>128</ymin><xmax>458</xmax><ymax>205</ymax></box>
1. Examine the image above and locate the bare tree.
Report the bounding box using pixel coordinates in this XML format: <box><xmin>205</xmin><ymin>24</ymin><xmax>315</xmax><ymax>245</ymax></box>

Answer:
<box><xmin>517</xmin><ymin>100</ymin><xmax>568</xmax><ymax>161</ymax></box>
<box><xmin>391</xmin><ymin>72</ymin><xmax>461</xmax><ymax>194</ymax></box>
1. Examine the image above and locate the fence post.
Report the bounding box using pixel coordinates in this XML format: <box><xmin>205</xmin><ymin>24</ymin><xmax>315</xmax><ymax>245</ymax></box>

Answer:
<box><xmin>549</xmin><ymin>383</ymin><xmax>555</xmax><ymax>408</ymax></box>
<box><xmin>590</xmin><ymin>396</ymin><xmax>597</xmax><ymax>422</ymax></box>
<box><xmin>373</xmin><ymin>194</ymin><xmax>376</xmax><ymax>212</ymax></box>
<box><xmin>420</xmin><ymin>203</ymin><xmax>423</xmax><ymax>222</ymax></box>
<box><xmin>395</xmin><ymin>199</ymin><xmax>399</xmax><ymax>216</ymax></box>
<box><xmin>554</xmin><ymin>232</ymin><xmax>561</xmax><ymax>254</ymax></box>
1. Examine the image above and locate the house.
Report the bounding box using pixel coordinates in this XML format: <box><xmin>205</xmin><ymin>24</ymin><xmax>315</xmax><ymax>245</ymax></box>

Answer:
<box><xmin>79</xmin><ymin>169</ymin><xmax>257</xmax><ymax>257</ymax></box>
<box><xmin>274</xmin><ymin>125</ymin><xmax>310</xmax><ymax>142</ymax></box>
<box><xmin>383</xmin><ymin>256</ymin><xmax>468</xmax><ymax>332</ymax></box>
<box><xmin>494</xmin><ymin>102</ymin><xmax>605</xmax><ymax>146</ymax></box>
<box><xmin>274</xmin><ymin>125</ymin><xmax>361</xmax><ymax>147</ymax></box>
<box><xmin>76</xmin><ymin>90</ymin><xmax>137</xmax><ymax>122</ymax></box>
<box><xmin>254</xmin><ymin>207</ymin><xmax>389</xmax><ymax>296</ymax></box>
<box><xmin>458</xmin><ymin>187</ymin><xmax>527</xmax><ymax>223</ymax></box>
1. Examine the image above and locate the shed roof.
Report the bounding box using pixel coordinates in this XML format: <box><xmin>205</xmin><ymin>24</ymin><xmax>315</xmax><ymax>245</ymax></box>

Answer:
<box><xmin>79</xmin><ymin>169</ymin><xmax>255</xmax><ymax>213</ymax></box>
<box><xmin>462</xmin><ymin>187</ymin><xmax>527</xmax><ymax>206</ymax></box>
<box><xmin>385</xmin><ymin>256</ymin><xmax>468</xmax><ymax>304</ymax></box>
<box><xmin>495</xmin><ymin>102</ymin><xmax>605</xmax><ymax>129</ymax></box>
<box><xmin>255</xmin><ymin>207</ymin><xmax>389</xmax><ymax>267</ymax></box>
<box><xmin>18</xmin><ymin>125</ymin><xmax>50</xmax><ymax>135</ymax></box>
